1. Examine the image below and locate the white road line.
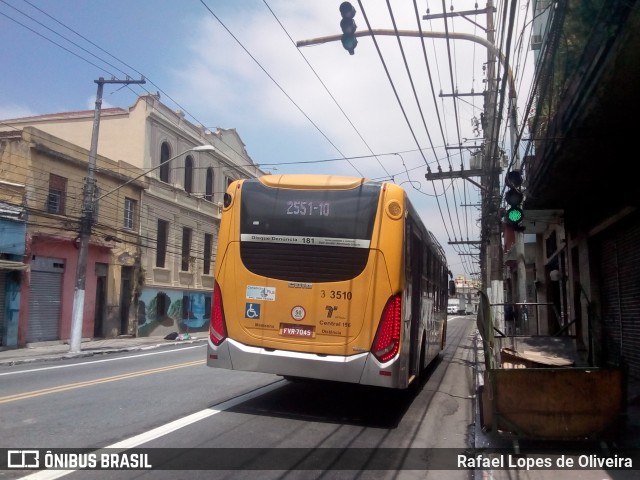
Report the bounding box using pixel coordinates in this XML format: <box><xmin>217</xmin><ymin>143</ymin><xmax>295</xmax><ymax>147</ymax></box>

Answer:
<box><xmin>18</xmin><ymin>380</ymin><xmax>285</xmax><ymax>480</ymax></box>
<box><xmin>0</xmin><ymin>345</ymin><xmax>206</xmax><ymax>377</ymax></box>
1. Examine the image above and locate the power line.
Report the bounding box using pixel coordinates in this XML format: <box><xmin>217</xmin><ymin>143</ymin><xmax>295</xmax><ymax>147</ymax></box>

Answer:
<box><xmin>198</xmin><ymin>0</ymin><xmax>363</xmax><ymax>177</ymax></box>
<box><xmin>262</xmin><ymin>0</ymin><xmax>392</xmax><ymax>179</ymax></box>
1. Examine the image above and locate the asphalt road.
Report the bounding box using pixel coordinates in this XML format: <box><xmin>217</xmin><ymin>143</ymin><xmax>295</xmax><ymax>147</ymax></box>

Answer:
<box><xmin>0</xmin><ymin>316</ymin><xmax>480</xmax><ymax>479</ymax></box>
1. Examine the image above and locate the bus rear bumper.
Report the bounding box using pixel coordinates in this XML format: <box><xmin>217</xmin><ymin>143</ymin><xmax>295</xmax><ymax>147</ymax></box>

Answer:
<box><xmin>207</xmin><ymin>338</ymin><xmax>406</xmax><ymax>388</ymax></box>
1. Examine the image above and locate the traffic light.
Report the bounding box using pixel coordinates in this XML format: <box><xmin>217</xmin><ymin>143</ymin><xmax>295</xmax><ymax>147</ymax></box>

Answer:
<box><xmin>504</xmin><ymin>170</ymin><xmax>524</xmax><ymax>229</ymax></box>
<box><xmin>339</xmin><ymin>2</ymin><xmax>358</xmax><ymax>55</ymax></box>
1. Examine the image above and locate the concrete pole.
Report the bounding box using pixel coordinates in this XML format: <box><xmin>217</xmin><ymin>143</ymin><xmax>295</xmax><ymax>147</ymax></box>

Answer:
<box><xmin>69</xmin><ymin>79</ymin><xmax>104</xmax><ymax>353</ymax></box>
<box><xmin>510</xmin><ymin>101</ymin><xmax>527</xmax><ymax>319</ymax></box>
<box><xmin>69</xmin><ymin>77</ymin><xmax>145</xmax><ymax>353</ymax></box>
<box><xmin>483</xmin><ymin>0</ymin><xmax>504</xmax><ymax>330</ymax></box>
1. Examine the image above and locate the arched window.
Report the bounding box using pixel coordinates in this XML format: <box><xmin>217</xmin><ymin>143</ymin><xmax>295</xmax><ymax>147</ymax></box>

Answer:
<box><xmin>159</xmin><ymin>142</ymin><xmax>171</xmax><ymax>183</ymax></box>
<box><xmin>184</xmin><ymin>155</ymin><xmax>194</xmax><ymax>193</ymax></box>
<box><xmin>205</xmin><ymin>167</ymin><xmax>214</xmax><ymax>202</ymax></box>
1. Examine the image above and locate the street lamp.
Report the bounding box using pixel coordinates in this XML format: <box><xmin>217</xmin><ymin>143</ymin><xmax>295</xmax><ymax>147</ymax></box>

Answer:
<box><xmin>69</xmin><ymin>144</ymin><xmax>216</xmax><ymax>353</ymax></box>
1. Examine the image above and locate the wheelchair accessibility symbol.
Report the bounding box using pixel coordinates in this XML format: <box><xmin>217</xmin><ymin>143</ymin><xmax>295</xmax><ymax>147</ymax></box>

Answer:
<box><xmin>245</xmin><ymin>303</ymin><xmax>261</xmax><ymax>319</ymax></box>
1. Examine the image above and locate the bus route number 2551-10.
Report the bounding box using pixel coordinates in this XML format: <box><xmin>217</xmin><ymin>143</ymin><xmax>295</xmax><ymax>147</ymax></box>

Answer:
<box><xmin>320</xmin><ymin>290</ymin><xmax>353</xmax><ymax>300</ymax></box>
<box><xmin>286</xmin><ymin>201</ymin><xmax>330</xmax><ymax>216</ymax></box>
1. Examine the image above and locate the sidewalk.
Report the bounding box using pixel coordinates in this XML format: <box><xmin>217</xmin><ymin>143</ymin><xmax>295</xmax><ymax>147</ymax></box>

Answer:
<box><xmin>473</xmin><ymin>329</ymin><xmax>640</xmax><ymax>451</ymax></box>
<box><xmin>0</xmin><ymin>334</ymin><xmax>207</xmax><ymax>367</ymax></box>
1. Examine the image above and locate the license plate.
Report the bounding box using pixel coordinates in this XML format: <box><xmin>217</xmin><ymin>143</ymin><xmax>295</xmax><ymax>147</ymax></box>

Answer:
<box><xmin>280</xmin><ymin>323</ymin><xmax>314</xmax><ymax>338</ymax></box>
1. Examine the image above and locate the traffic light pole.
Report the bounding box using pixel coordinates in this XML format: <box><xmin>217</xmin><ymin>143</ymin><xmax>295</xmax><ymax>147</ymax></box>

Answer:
<box><xmin>297</xmin><ymin>19</ymin><xmax>522</xmax><ymax>302</ymax></box>
<box><xmin>69</xmin><ymin>77</ymin><xmax>145</xmax><ymax>353</ymax></box>
<box><xmin>297</xmin><ymin>29</ymin><xmax>513</xmax><ymax>83</ymax></box>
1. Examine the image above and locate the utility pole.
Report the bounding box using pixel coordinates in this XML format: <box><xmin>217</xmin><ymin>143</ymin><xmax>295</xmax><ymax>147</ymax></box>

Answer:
<box><xmin>481</xmin><ymin>0</ymin><xmax>505</xmax><ymax>328</ymax></box>
<box><xmin>69</xmin><ymin>77</ymin><xmax>145</xmax><ymax>353</ymax></box>
<box><xmin>421</xmin><ymin>4</ymin><xmax>500</xmax><ymax>296</ymax></box>
<box><xmin>510</xmin><ymin>99</ymin><xmax>527</xmax><ymax>316</ymax></box>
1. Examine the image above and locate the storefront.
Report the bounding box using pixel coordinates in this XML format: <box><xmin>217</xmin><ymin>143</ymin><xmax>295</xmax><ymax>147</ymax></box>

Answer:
<box><xmin>0</xmin><ymin>211</ymin><xmax>27</xmax><ymax>349</ymax></box>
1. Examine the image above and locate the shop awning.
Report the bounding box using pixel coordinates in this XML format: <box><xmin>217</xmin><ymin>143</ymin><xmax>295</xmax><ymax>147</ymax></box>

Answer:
<box><xmin>0</xmin><ymin>259</ymin><xmax>29</xmax><ymax>271</ymax></box>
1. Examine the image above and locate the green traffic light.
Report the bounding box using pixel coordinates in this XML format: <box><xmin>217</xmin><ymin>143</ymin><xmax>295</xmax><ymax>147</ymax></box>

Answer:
<box><xmin>507</xmin><ymin>207</ymin><xmax>523</xmax><ymax>223</ymax></box>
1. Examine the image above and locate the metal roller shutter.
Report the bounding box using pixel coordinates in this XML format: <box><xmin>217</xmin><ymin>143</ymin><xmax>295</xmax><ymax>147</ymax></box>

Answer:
<box><xmin>27</xmin><ymin>258</ymin><xmax>64</xmax><ymax>343</ymax></box>
<box><xmin>596</xmin><ymin>214</ymin><xmax>640</xmax><ymax>380</ymax></box>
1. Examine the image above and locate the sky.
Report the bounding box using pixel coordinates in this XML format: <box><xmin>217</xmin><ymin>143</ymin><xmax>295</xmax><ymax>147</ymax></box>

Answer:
<box><xmin>0</xmin><ymin>0</ymin><xmax>536</xmax><ymax>279</ymax></box>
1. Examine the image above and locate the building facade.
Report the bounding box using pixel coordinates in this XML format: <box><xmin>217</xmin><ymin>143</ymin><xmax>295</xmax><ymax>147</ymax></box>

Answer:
<box><xmin>452</xmin><ymin>275</ymin><xmax>480</xmax><ymax>316</ymax></box>
<box><xmin>0</xmin><ymin>128</ymin><xmax>145</xmax><ymax>347</ymax></box>
<box><xmin>503</xmin><ymin>1</ymin><xmax>640</xmax><ymax>393</ymax></box>
<box><xmin>0</xmin><ymin>94</ymin><xmax>262</xmax><ymax>340</ymax></box>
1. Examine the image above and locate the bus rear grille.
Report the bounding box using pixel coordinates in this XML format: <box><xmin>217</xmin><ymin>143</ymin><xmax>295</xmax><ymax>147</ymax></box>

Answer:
<box><xmin>240</xmin><ymin>242</ymin><xmax>368</xmax><ymax>282</ymax></box>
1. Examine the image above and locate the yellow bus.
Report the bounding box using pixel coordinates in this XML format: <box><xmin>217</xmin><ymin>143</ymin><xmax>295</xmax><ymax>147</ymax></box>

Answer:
<box><xmin>208</xmin><ymin>174</ymin><xmax>452</xmax><ymax>389</ymax></box>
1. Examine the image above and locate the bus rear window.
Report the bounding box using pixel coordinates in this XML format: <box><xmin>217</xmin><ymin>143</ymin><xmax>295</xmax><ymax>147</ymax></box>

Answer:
<box><xmin>239</xmin><ymin>180</ymin><xmax>380</xmax><ymax>243</ymax></box>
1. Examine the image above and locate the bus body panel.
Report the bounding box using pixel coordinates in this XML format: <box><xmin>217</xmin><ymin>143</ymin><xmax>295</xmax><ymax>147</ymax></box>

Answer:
<box><xmin>207</xmin><ymin>337</ymin><xmax>408</xmax><ymax>388</ymax></box>
<box><xmin>216</xmin><ymin>244</ymin><xmax>394</xmax><ymax>355</ymax></box>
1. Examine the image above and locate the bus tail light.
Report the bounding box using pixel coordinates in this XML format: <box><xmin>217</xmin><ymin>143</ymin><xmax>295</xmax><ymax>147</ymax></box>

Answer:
<box><xmin>372</xmin><ymin>293</ymin><xmax>402</xmax><ymax>363</ymax></box>
<box><xmin>210</xmin><ymin>281</ymin><xmax>227</xmax><ymax>345</ymax></box>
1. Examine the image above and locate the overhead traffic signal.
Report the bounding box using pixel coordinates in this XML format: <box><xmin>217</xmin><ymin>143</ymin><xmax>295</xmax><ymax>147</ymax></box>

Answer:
<box><xmin>339</xmin><ymin>2</ymin><xmax>358</xmax><ymax>55</ymax></box>
<box><xmin>504</xmin><ymin>170</ymin><xmax>524</xmax><ymax>229</ymax></box>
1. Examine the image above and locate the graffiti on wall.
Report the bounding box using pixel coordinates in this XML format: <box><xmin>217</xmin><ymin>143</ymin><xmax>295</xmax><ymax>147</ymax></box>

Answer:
<box><xmin>137</xmin><ymin>288</ymin><xmax>211</xmax><ymax>337</ymax></box>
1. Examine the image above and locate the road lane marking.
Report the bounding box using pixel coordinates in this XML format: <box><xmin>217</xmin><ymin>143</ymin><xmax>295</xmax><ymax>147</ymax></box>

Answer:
<box><xmin>18</xmin><ymin>380</ymin><xmax>285</xmax><ymax>480</ymax></box>
<box><xmin>0</xmin><ymin>344</ymin><xmax>206</xmax><ymax>377</ymax></box>
<box><xmin>0</xmin><ymin>360</ymin><xmax>204</xmax><ymax>404</ymax></box>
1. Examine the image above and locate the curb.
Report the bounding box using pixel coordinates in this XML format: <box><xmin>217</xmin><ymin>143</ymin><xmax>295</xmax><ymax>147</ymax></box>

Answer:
<box><xmin>0</xmin><ymin>337</ymin><xmax>207</xmax><ymax>367</ymax></box>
